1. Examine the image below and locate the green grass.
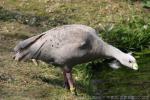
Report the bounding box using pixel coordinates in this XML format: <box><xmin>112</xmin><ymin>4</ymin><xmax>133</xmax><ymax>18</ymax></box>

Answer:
<box><xmin>0</xmin><ymin>0</ymin><xmax>150</xmax><ymax>99</ymax></box>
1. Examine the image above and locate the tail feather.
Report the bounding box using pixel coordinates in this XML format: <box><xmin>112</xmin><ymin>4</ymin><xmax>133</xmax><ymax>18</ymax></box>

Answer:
<box><xmin>14</xmin><ymin>33</ymin><xmax>45</xmax><ymax>61</ymax></box>
<box><xmin>14</xmin><ymin>33</ymin><xmax>45</xmax><ymax>52</ymax></box>
<box><xmin>15</xmin><ymin>50</ymin><xmax>29</xmax><ymax>61</ymax></box>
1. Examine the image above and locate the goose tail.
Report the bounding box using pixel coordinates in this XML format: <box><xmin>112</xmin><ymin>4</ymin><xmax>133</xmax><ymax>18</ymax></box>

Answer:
<box><xmin>13</xmin><ymin>33</ymin><xmax>45</xmax><ymax>61</ymax></box>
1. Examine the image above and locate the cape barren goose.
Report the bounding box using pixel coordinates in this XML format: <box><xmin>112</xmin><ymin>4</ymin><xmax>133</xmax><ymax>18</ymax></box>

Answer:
<box><xmin>13</xmin><ymin>24</ymin><xmax>138</xmax><ymax>94</ymax></box>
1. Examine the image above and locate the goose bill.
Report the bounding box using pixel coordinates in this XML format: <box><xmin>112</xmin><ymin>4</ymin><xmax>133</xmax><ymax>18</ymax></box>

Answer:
<box><xmin>132</xmin><ymin>63</ymin><xmax>138</xmax><ymax>70</ymax></box>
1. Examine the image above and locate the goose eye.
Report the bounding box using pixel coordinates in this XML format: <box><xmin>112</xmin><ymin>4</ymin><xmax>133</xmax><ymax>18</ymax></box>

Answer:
<box><xmin>129</xmin><ymin>60</ymin><xmax>132</xmax><ymax>63</ymax></box>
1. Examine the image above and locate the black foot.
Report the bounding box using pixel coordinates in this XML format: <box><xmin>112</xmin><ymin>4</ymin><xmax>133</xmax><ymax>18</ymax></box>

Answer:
<box><xmin>63</xmin><ymin>82</ymin><xmax>70</xmax><ymax>90</ymax></box>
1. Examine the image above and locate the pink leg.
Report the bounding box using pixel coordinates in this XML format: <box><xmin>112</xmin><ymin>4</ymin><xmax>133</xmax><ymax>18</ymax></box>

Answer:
<box><xmin>63</xmin><ymin>67</ymin><xmax>77</xmax><ymax>95</ymax></box>
<box><xmin>63</xmin><ymin>70</ymin><xmax>70</xmax><ymax>89</ymax></box>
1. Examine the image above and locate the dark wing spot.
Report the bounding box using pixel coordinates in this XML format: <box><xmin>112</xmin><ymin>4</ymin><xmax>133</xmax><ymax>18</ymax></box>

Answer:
<box><xmin>79</xmin><ymin>38</ymin><xmax>92</xmax><ymax>50</ymax></box>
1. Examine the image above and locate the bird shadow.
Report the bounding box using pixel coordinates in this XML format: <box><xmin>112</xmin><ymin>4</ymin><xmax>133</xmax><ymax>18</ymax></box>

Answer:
<box><xmin>38</xmin><ymin>76</ymin><xmax>63</xmax><ymax>87</ymax></box>
<box><xmin>32</xmin><ymin>73</ymin><xmax>94</xmax><ymax>96</ymax></box>
<box><xmin>31</xmin><ymin>60</ymin><xmax>113</xmax><ymax>96</ymax></box>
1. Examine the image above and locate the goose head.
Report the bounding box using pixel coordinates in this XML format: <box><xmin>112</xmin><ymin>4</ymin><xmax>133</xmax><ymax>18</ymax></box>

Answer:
<box><xmin>119</xmin><ymin>53</ymin><xmax>138</xmax><ymax>70</ymax></box>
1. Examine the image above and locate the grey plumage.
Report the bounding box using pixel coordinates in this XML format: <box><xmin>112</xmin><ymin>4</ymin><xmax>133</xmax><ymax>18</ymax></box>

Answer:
<box><xmin>13</xmin><ymin>24</ymin><xmax>138</xmax><ymax>94</ymax></box>
<box><xmin>14</xmin><ymin>24</ymin><xmax>104</xmax><ymax>66</ymax></box>
<box><xmin>14</xmin><ymin>24</ymin><xmax>138</xmax><ymax>69</ymax></box>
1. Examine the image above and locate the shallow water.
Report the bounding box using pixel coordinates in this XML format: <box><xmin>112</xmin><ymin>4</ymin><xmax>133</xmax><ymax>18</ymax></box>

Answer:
<box><xmin>87</xmin><ymin>55</ymin><xmax>150</xmax><ymax>96</ymax></box>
